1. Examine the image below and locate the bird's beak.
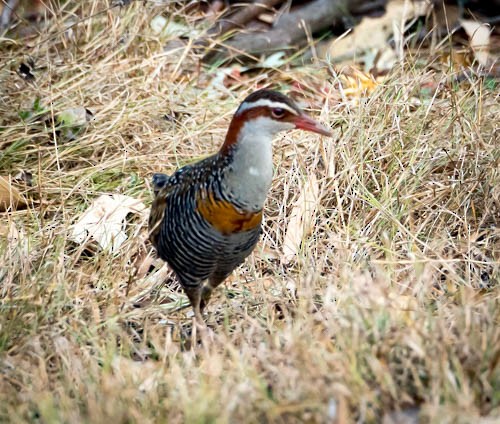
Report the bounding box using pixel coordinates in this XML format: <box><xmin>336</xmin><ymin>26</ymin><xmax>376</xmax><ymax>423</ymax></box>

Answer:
<box><xmin>294</xmin><ymin>114</ymin><xmax>332</xmax><ymax>137</ymax></box>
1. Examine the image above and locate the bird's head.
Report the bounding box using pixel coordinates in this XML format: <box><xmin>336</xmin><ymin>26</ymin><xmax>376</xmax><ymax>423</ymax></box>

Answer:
<box><xmin>222</xmin><ymin>89</ymin><xmax>332</xmax><ymax>152</ymax></box>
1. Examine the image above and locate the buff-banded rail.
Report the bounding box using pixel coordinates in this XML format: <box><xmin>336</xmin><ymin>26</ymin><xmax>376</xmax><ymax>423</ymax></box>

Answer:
<box><xmin>149</xmin><ymin>90</ymin><xmax>332</xmax><ymax>322</ymax></box>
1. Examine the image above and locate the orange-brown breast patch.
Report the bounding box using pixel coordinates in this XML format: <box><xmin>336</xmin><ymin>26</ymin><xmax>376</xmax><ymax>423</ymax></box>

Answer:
<box><xmin>196</xmin><ymin>190</ymin><xmax>262</xmax><ymax>235</ymax></box>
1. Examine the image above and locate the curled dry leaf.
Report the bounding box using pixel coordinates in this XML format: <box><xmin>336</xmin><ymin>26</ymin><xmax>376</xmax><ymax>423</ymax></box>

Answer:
<box><xmin>460</xmin><ymin>19</ymin><xmax>491</xmax><ymax>66</ymax></box>
<box><xmin>282</xmin><ymin>173</ymin><xmax>320</xmax><ymax>263</ymax></box>
<box><xmin>70</xmin><ymin>194</ymin><xmax>147</xmax><ymax>254</ymax></box>
<box><xmin>0</xmin><ymin>176</ymin><xmax>27</xmax><ymax>212</ymax></box>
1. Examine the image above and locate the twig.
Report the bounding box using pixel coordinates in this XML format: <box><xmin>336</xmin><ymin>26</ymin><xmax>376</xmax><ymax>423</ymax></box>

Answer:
<box><xmin>203</xmin><ymin>0</ymin><xmax>368</xmax><ymax>64</ymax></box>
<box><xmin>209</xmin><ymin>0</ymin><xmax>283</xmax><ymax>36</ymax></box>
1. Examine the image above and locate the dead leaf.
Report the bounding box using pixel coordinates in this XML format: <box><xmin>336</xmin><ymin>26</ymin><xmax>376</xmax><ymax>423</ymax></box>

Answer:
<box><xmin>54</xmin><ymin>106</ymin><xmax>93</xmax><ymax>141</ymax></box>
<box><xmin>338</xmin><ymin>67</ymin><xmax>381</xmax><ymax>98</ymax></box>
<box><xmin>322</xmin><ymin>0</ymin><xmax>423</xmax><ymax>67</ymax></box>
<box><xmin>0</xmin><ymin>221</ymin><xmax>19</xmax><ymax>243</ymax></box>
<box><xmin>282</xmin><ymin>174</ymin><xmax>320</xmax><ymax>263</ymax></box>
<box><xmin>257</xmin><ymin>13</ymin><xmax>275</xmax><ymax>25</ymax></box>
<box><xmin>259</xmin><ymin>51</ymin><xmax>286</xmax><ymax>68</ymax></box>
<box><xmin>150</xmin><ymin>16</ymin><xmax>200</xmax><ymax>38</ymax></box>
<box><xmin>134</xmin><ymin>246</ymin><xmax>157</xmax><ymax>280</ymax></box>
<box><xmin>208</xmin><ymin>66</ymin><xmax>247</xmax><ymax>93</ymax></box>
<box><xmin>70</xmin><ymin>194</ymin><xmax>147</xmax><ymax>254</ymax></box>
<box><xmin>460</xmin><ymin>19</ymin><xmax>491</xmax><ymax>66</ymax></box>
<box><xmin>13</xmin><ymin>170</ymin><xmax>33</xmax><ymax>187</ymax></box>
<box><xmin>0</xmin><ymin>176</ymin><xmax>27</xmax><ymax>212</ymax></box>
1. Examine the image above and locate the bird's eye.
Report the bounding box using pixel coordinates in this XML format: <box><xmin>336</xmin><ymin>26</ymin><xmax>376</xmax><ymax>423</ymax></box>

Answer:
<box><xmin>271</xmin><ymin>108</ymin><xmax>286</xmax><ymax>119</ymax></box>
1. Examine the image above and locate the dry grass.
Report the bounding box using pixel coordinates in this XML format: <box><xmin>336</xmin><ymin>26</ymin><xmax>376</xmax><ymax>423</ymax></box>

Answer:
<box><xmin>1</xmin><ymin>1</ymin><xmax>499</xmax><ymax>423</ymax></box>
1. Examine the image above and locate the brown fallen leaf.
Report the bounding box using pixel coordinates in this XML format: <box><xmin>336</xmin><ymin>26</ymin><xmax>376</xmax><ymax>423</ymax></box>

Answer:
<box><xmin>0</xmin><ymin>176</ymin><xmax>27</xmax><ymax>212</ymax></box>
<box><xmin>282</xmin><ymin>173</ymin><xmax>320</xmax><ymax>263</ymax></box>
<box><xmin>70</xmin><ymin>194</ymin><xmax>147</xmax><ymax>254</ymax></box>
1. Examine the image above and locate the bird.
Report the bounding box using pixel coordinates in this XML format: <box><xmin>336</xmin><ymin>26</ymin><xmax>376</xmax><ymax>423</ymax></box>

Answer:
<box><xmin>149</xmin><ymin>89</ymin><xmax>332</xmax><ymax>322</ymax></box>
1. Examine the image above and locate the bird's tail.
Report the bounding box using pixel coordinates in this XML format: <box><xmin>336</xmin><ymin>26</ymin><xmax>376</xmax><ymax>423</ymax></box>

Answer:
<box><xmin>152</xmin><ymin>173</ymin><xmax>170</xmax><ymax>196</ymax></box>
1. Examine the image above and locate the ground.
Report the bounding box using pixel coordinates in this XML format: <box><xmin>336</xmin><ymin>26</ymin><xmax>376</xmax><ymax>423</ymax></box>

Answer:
<box><xmin>0</xmin><ymin>2</ymin><xmax>499</xmax><ymax>423</ymax></box>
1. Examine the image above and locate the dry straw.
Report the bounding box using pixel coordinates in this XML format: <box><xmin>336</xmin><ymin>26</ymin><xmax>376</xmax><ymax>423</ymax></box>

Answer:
<box><xmin>0</xmin><ymin>1</ymin><xmax>498</xmax><ymax>422</ymax></box>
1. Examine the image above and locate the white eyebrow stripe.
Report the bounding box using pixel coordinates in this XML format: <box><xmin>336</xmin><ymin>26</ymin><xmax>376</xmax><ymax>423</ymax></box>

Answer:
<box><xmin>237</xmin><ymin>99</ymin><xmax>299</xmax><ymax>115</ymax></box>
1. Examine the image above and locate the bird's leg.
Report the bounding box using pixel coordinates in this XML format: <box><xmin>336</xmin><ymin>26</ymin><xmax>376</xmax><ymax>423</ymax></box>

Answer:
<box><xmin>199</xmin><ymin>283</ymin><xmax>214</xmax><ymax>314</ymax></box>
<box><xmin>183</xmin><ymin>285</ymin><xmax>215</xmax><ymax>346</ymax></box>
<box><xmin>183</xmin><ymin>285</ymin><xmax>204</xmax><ymax>324</ymax></box>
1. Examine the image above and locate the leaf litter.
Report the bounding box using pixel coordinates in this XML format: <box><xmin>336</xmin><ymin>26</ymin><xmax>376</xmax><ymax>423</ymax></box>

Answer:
<box><xmin>70</xmin><ymin>194</ymin><xmax>147</xmax><ymax>254</ymax></box>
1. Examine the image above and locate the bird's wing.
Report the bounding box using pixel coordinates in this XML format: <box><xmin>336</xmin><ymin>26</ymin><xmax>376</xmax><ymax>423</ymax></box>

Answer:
<box><xmin>149</xmin><ymin>173</ymin><xmax>175</xmax><ymax>246</ymax></box>
<box><xmin>148</xmin><ymin>155</ymin><xmax>220</xmax><ymax>245</ymax></box>
<box><xmin>149</xmin><ymin>193</ymin><xmax>167</xmax><ymax>246</ymax></box>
